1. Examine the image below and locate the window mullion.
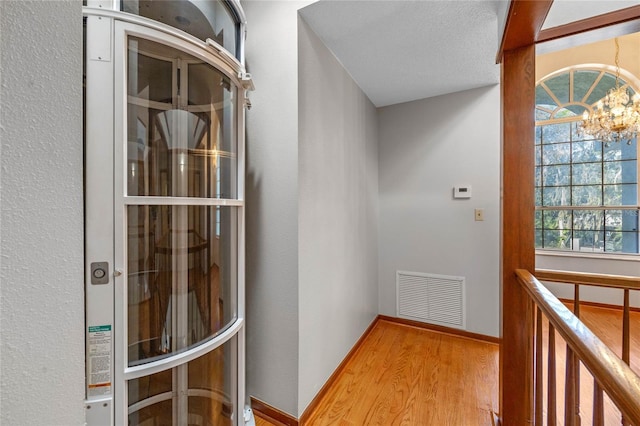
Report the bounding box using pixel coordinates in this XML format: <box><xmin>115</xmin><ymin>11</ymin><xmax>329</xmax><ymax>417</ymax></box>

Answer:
<box><xmin>602</xmin><ymin>142</ymin><xmax>606</xmax><ymax>251</ymax></box>
<box><xmin>569</xmin><ymin>126</ymin><xmax>574</xmax><ymax>249</ymax></box>
<box><xmin>536</xmin><ymin>68</ymin><xmax>639</xmax><ymax>254</ymax></box>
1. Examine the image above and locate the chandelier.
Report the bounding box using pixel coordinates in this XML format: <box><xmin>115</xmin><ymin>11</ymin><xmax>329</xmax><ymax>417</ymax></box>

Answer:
<box><xmin>580</xmin><ymin>38</ymin><xmax>640</xmax><ymax>145</ymax></box>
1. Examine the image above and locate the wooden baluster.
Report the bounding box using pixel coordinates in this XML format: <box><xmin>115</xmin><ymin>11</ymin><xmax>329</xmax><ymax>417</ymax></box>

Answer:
<box><xmin>621</xmin><ymin>289</ymin><xmax>630</xmax><ymax>426</ymax></box>
<box><xmin>536</xmin><ymin>308</ymin><xmax>543</xmax><ymax>426</ymax></box>
<box><xmin>622</xmin><ymin>289</ymin><xmax>630</xmax><ymax>365</ymax></box>
<box><xmin>548</xmin><ymin>324</ymin><xmax>557</xmax><ymax>426</ymax></box>
<box><xmin>574</xmin><ymin>357</ymin><xmax>581</xmax><ymax>426</ymax></box>
<box><xmin>573</xmin><ymin>285</ymin><xmax>581</xmax><ymax>426</ymax></box>
<box><xmin>518</xmin><ymin>269</ymin><xmax>640</xmax><ymax>426</ymax></box>
<box><xmin>565</xmin><ymin>345</ymin><xmax>576</xmax><ymax>426</ymax></box>
<box><xmin>593</xmin><ymin>380</ymin><xmax>604</xmax><ymax>426</ymax></box>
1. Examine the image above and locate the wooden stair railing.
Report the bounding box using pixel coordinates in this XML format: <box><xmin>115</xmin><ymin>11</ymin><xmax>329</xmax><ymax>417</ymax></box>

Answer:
<box><xmin>534</xmin><ymin>269</ymin><xmax>640</xmax><ymax>426</ymax></box>
<box><xmin>536</xmin><ymin>269</ymin><xmax>640</xmax><ymax>370</ymax></box>
<box><xmin>516</xmin><ymin>269</ymin><xmax>640</xmax><ymax>426</ymax></box>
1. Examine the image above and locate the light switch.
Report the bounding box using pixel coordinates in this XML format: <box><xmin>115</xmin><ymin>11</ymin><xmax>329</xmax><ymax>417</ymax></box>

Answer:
<box><xmin>475</xmin><ymin>208</ymin><xmax>484</xmax><ymax>221</ymax></box>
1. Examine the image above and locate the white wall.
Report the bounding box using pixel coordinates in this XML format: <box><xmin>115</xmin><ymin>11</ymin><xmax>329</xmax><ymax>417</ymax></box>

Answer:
<box><xmin>377</xmin><ymin>86</ymin><xmax>501</xmax><ymax>338</ymax></box>
<box><xmin>537</xmin><ymin>253</ymin><xmax>640</xmax><ymax>308</ymax></box>
<box><xmin>297</xmin><ymin>16</ymin><xmax>379</xmax><ymax>415</ymax></box>
<box><xmin>243</xmin><ymin>0</ymin><xmax>311</xmax><ymax>416</ymax></box>
<box><xmin>0</xmin><ymin>1</ymin><xmax>85</xmax><ymax>425</ymax></box>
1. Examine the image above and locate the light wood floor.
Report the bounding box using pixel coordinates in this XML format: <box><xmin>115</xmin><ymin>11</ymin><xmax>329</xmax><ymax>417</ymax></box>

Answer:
<box><xmin>570</xmin><ymin>303</ymin><xmax>640</xmax><ymax>375</ymax></box>
<box><xmin>255</xmin><ymin>304</ymin><xmax>639</xmax><ymax>426</ymax></box>
<box><xmin>257</xmin><ymin>319</ymin><xmax>499</xmax><ymax>426</ymax></box>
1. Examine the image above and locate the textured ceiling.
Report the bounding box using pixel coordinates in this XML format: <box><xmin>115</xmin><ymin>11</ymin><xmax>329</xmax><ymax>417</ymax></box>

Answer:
<box><xmin>299</xmin><ymin>1</ymin><xmax>506</xmax><ymax>107</ymax></box>
<box><xmin>298</xmin><ymin>0</ymin><xmax>640</xmax><ymax>108</ymax></box>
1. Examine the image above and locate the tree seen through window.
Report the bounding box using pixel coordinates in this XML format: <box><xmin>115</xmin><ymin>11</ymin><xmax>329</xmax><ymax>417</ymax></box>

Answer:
<box><xmin>535</xmin><ymin>68</ymin><xmax>639</xmax><ymax>254</ymax></box>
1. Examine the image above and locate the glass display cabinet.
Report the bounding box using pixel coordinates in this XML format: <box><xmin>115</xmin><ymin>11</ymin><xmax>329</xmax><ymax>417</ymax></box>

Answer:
<box><xmin>83</xmin><ymin>1</ymin><xmax>252</xmax><ymax>425</ymax></box>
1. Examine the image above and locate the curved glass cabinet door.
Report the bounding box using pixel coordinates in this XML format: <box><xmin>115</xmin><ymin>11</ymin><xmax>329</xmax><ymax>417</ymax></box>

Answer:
<box><xmin>125</xmin><ymin>37</ymin><xmax>238</xmax><ymax>367</ymax></box>
<box><xmin>120</xmin><ymin>30</ymin><xmax>243</xmax><ymax>425</ymax></box>
<box><xmin>127</xmin><ymin>204</ymin><xmax>237</xmax><ymax>365</ymax></box>
<box><xmin>126</xmin><ymin>36</ymin><xmax>238</xmax><ymax>200</ymax></box>
<box><xmin>84</xmin><ymin>2</ymin><xmax>249</xmax><ymax>424</ymax></box>
<box><xmin>127</xmin><ymin>337</ymin><xmax>237</xmax><ymax>426</ymax></box>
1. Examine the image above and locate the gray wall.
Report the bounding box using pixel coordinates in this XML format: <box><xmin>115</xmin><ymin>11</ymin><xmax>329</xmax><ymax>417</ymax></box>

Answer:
<box><xmin>377</xmin><ymin>86</ymin><xmax>501</xmax><ymax>338</ymax></box>
<box><xmin>297</xmin><ymin>16</ymin><xmax>379</xmax><ymax>414</ymax></box>
<box><xmin>243</xmin><ymin>0</ymin><xmax>311</xmax><ymax>416</ymax></box>
<box><xmin>243</xmin><ymin>1</ymin><xmax>380</xmax><ymax>416</ymax></box>
<box><xmin>0</xmin><ymin>1</ymin><xmax>85</xmax><ymax>424</ymax></box>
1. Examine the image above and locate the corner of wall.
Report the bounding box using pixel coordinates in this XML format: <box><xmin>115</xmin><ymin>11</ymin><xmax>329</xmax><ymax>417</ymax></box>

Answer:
<box><xmin>243</xmin><ymin>0</ymin><xmax>315</xmax><ymax>417</ymax></box>
<box><xmin>297</xmin><ymin>10</ymin><xmax>380</xmax><ymax>415</ymax></box>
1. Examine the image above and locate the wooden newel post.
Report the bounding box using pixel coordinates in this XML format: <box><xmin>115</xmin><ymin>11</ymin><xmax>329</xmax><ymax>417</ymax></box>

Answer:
<box><xmin>501</xmin><ymin>44</ymin><xmax>536</xmax><ymax>426</ymax></box>
<box><xmin>497</xmin><ymin>1</ymin><xmax>554</xmax><ymax>423</ymax></box>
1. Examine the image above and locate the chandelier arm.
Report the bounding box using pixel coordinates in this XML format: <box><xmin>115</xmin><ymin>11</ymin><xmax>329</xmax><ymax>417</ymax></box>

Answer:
<box><xmin>615</xmin><ymin>37</ymin><xmax>621</xmax><ymax>88</ymax></box>
<box><xmin>580</xmin><ymin>38</ymin><xmax>640</xmax><ymax>145</ymax></box>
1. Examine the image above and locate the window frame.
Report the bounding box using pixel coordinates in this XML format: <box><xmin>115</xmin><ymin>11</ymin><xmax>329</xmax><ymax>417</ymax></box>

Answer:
<box><xmin>535</xmin><ymin>65</ymin><xmax>640</xmax><ymax>256</ymax></box>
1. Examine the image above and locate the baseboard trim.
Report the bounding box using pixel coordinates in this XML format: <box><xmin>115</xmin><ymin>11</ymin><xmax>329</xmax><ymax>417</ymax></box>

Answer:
<box><xmin>252</xmin><ymin>314</ymin><xmax>499</xmax><ymax>424</ymax></box>
<box><xmin>251</xmin><ymin>316</ymin><xmax>379</xmax><ymax>426</ymax></box>
<box><xmin>250</xmin><ymin>397</ymin><xmax>298</xmax><ymax>426</ymax></box>
<box><xmin>559</xmin><ymin>298</ymin><xmax>640</xmax><ymax>313</ymax></box>
<box><xmin>298</xmin><ymin>315</ymin><xmax>379</xmax><ymax>424</ymax></box>
<box><xmin>379</xmin><ymin>315</ymin><xmax>501</xmax><ymax>345</ymax></box>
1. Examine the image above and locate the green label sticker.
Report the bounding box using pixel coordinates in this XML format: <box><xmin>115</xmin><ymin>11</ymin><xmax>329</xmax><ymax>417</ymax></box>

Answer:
<box><xmin>87</xmin><ymin>324</ymin><xmax>112</xmax><ymax>397</ymax></box>
<box><xmin>89</xmin><ymin>325</ymin><xmax>111</xmax><ymax>333</ymax></box>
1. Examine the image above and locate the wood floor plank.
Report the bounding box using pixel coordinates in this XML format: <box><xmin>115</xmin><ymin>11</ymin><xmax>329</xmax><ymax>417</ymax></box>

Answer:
<box><xmin>255</xmin><ymin>305</ymin><xmax>637</xmax><ymax>426</ymax></box>
<box><xmin>303</xmin><ymin>320</ymin><xmax>499</xmax><ymax>426</ymax></box>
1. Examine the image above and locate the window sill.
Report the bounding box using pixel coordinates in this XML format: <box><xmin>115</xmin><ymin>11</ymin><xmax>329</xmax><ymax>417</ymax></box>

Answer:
<box><xmin>535</xmin><ymin>249</ymin><xmax>640</xmax><ymax>262</ymax></box>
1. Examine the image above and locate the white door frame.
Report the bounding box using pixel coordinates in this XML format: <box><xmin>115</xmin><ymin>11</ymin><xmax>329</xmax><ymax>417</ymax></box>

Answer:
<box><xmin>85</xmin><ymin>11</ymin><xmax>248</xmax><ymax>425</ymax></box>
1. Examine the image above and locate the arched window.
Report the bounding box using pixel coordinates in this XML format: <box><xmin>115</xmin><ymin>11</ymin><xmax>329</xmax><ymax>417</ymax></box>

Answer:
<box><xmin>535</xmin><ymin>67</ymin><xmax>639</xmax><ymax>254</ymax></box>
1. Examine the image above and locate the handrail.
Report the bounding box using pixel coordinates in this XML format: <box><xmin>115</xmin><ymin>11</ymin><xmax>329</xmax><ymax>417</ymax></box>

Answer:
<box><xmin>516</xmin><ymin>269</ymin><xmax>640</xmax><ymax>424</ymax></box>
<box><xmin>535</xmin><ymin>268</ymin><xmax>640</xmax><ymax>290</ymax></box>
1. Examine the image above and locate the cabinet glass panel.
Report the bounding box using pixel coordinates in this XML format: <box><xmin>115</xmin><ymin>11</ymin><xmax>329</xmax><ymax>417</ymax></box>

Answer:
<box><xmin>127</xmin><ymin>205</ymin><xmax>237</xmax><ymax>365</ymax></box>
<box><xmin>128</xmin><ymin>337</ymin><xmax>237</xmax><ymax>426</ymax></box>
<box><xmin>121</xmin><ymin>0</ymin><xmax>239</xmax><ymax>59</ymax></box>
<box><xmin>127</xmin><ymin>47</ymin><xmax>173</xmax><ymax>103</ymax></box>
<box><xmin>127</xmin><ymin>37</ymin><xmax>237</xmax><ymax>199</ymax></box>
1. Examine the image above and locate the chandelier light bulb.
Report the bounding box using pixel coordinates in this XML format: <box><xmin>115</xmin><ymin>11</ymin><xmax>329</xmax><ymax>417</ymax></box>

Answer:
<box><xmin>580</xmin><ymin>38</ymin><xmax>639</xmax><ymax>145</ymax></box>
